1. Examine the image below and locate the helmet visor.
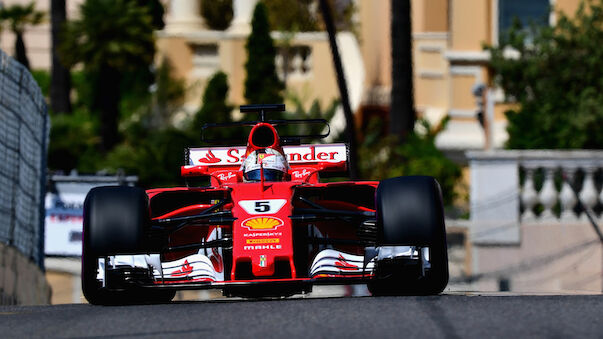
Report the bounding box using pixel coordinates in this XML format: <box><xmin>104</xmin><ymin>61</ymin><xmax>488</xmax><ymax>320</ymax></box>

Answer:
<box><xmin>244</xmin><ymin>169</ymin><xmax>284</xmax><ymax>182</ymax></box>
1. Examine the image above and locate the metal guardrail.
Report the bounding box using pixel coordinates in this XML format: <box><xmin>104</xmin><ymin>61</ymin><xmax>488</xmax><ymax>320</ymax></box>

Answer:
<box><xmin>0</xmin><ymin>49</ymin><xmax>49</xmax><ymax>269</ymax></box>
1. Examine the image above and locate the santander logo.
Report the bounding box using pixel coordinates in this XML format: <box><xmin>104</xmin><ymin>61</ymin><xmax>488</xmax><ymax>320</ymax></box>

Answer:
<box><xmin>199</xmin><ymin>150</ymin><xmax>221</xmax><ymax>164</ymax></box>
<box><xmin>189</xmin><ymin>144</ymin><xmax>346</xmax><ymax>166</ymax></box>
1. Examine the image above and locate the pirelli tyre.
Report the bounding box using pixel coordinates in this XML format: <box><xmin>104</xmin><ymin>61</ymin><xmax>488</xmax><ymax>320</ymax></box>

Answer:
<box><xmin>82</xmin><ymin>186</ymin><xmax>175</xmax><ymax>305</ymax></box>
<box><xmin>369</xmin><ymin>176</ymin><xmax>449</xmax><ymax>296</ymax></box>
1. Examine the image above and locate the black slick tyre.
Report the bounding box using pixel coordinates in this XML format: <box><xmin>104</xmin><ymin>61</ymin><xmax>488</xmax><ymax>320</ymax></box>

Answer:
<box><xmin>368</xmin><ymin>176</ymin><xmax>449</xmax><ymax>296</ymax></box>
<box><xmin>82</xmin><ymin>186</ymin><xmax>174</xmax><ymax>305</ymax></box>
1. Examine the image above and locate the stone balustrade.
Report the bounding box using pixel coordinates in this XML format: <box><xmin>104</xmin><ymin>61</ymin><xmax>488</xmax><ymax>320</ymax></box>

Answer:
<box><xmin>276</xmin><ymin>45</ymin><xmax>313</xmax><ymax>80</ymax></box>
<box><xmin>519</xmin><ymin>151</ymin><xmax>603</xmax><ymax>221</ymax></box>
<box><xmin>467</xmin><ymin>150</ymin><xmax>603</xmax><ymax>244</ymax></box>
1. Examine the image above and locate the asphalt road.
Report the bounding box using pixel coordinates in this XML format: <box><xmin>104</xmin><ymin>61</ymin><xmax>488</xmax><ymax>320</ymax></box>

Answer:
<box><xmin>1</xmin><ymin>294</ymin><xmax>602</xmax><ymax>338</ymax></box>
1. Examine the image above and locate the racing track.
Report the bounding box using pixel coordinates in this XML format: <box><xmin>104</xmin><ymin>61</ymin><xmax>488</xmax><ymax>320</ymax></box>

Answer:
<box><xmin>1</xmin><ymin>294</ymin><xmax>602</xmax><ymax>338</ymax></box>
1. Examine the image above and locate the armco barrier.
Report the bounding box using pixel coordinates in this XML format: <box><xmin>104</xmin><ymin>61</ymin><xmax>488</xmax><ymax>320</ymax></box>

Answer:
<box><xmin>0</xmin><ymin>49</ymin><xmax>50</xmax><ymax>304</ymax></box>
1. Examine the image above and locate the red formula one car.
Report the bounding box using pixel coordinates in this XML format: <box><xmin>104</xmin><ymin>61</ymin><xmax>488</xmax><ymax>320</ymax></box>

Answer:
<box><xmin>82</xmin><ymin>104</ymin><xmax>448</xmax><ymax>304</ymax></box>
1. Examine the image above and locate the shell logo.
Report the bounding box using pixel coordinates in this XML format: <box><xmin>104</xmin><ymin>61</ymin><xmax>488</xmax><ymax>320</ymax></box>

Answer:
<box><xmin>241</xmin><ymin>216</ymin><xmax>284</xmax><ymax>230</ymax></box>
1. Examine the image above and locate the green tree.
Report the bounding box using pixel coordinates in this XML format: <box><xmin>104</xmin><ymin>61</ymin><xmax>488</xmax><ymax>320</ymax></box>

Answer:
<box><xmin>192</xmin><ymin>71</ymin><xmax>234</xmax><ymax>138</ymax></box>
<box><xmin>244</xmin><ymin>2</ymin><xmax>284</xmax><ymax>105</ymax></box>
<box><xmin>282</xmin><ymin>96</ymin><xmax>341</xmax><ymax>141</ymax></box>
<box><xmin>201</xmin><ymin>0</ymin><xmax>233</xmax><ymax>30</ymax></box>
<box><xmin>148</xmin><ymin>59</ymin><xmax>186</xmax><ymax>129</ymax></box>
<box><xmin>486</xmin><ymin>0</ymin><xmax>603</xmax><ymax>149</ymax></box>
<box><xmin>59</xmin><ymin>0</ymin><xmax>155</xmax><ymax>151</ymax></box>
<box><xmin>263</xmin><ymin>0</ymin><xmax>318</xmax><ymax>32</ymax></box>
<box><xmin>262</xmin><ymin>0</ymin><xmax>355</xmax><ymax>33</ymax></box>
<box><xmin>0</xmin><ymin>2</ymin><xmax>44</xmax><ymax>70</ymax></box>
<box><xmin>136</xmin><ymin>0</ymin><xmax>165</xmax><ymax>30</ymax></box>
<box><xmin>101</xmin><ymin>62</ymin><xmax>189</xmax><ymax>187</ymax></box>
<box><xmin>359</xmin><ymin>117</ymin><xmax>461</xmax><ymax>205</ymax></box>
<box><xmin>48</xmin><ymin>109</ymin><xmax>100</xmax><ymax>172</ymax></box>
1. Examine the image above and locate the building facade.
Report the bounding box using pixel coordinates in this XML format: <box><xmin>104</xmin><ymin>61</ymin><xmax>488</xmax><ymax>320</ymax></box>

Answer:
<box><xmin>0</xmin><ymin>0</ymin><xmax>584</xmax><ymax>151</ymax></box>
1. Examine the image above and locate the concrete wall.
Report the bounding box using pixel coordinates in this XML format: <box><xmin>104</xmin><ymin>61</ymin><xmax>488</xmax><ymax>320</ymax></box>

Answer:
<box><xmin>0</xmin><ymin>243</ymin><xmax>50</xmax><ymax>305</ymax></box>
<box><xmin>472</xmin><ymin>223</ymin><xmax>602</xmax><ymax>293</ymax></box>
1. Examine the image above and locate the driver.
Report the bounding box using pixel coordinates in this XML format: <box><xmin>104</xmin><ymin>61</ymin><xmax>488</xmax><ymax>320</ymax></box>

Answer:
<box><xmin>241</xmin><ymin>148</ymin><xmax>289</xmax><ymax>182</ymax></box>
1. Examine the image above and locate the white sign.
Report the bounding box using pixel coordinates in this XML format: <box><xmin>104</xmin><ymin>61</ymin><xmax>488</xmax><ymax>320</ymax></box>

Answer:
<box><xmin>238</xmin><ymin>199</ymin><xmax>287</xmax><ymax>215</ymax></box>
<box><xmin>45</xmin><ymin>184</ymin><xmax>89</xmax><ymax>256</ymax></box>
<box><xmin>188</xmin><ymin>143</ymin><xmax>348</xmax><ymax>166</ymax></box>
<box><xmin>45</xmin><ymin>178</ymin><xmax>137</xmax><ymax>257</ymax></box>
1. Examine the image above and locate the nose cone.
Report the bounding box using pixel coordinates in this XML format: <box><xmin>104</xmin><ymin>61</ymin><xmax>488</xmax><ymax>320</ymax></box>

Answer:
<box><xmin>252</xmin><ymin>254</ymin><xmax>275</xmax><ymax>277</ymax></box>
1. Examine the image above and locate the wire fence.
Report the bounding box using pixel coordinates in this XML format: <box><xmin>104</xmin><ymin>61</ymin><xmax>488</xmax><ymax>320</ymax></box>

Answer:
<box><xmin>0</xmin><ymin>50</ymin><xmax>49</xmax><ymax>269</ymax></box>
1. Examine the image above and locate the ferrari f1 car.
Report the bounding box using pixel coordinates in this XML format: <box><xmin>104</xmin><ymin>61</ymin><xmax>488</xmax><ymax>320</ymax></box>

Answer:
<box><xmin>82</xmin><ymin>104</ymin><xmax>449</xmax><ymax>304</ymax></box>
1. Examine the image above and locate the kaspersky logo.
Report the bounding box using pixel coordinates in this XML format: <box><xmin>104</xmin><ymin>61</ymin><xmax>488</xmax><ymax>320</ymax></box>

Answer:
<box><xmin>241</xmin><ymin>216</ymin><xmax>284</xmax><ymax>231</ymax></box>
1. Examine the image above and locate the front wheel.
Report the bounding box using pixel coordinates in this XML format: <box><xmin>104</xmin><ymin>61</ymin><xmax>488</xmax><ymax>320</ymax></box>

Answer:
<box><xmin>82</xmin><ymin>186</ymin><xmax>174</xmax><ymax>305</ymax></box>
<box><xmin>368</xmin><ymin>176</ymin><xmax>449</xmax><ymax>295</ymax></box>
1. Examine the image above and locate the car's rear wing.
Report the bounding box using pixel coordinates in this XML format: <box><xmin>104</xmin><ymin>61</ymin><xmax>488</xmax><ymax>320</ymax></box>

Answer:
<box><xmin>182</xmin><ymin>143</ymin><xmax>348</xmax><ymax>184</ymax></box>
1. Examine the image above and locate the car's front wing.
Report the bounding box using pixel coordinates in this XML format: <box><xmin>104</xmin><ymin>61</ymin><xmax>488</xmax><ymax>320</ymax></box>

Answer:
<box><xmin>96</xmin><ymin>246</ymin><xmax>429</xmax><ymax>290</ymax></box>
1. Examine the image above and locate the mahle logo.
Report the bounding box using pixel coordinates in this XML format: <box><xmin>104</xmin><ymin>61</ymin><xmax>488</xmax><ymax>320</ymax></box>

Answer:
<box><xmin>241</xmin><ymin>216</ymin><xmax>284</xmax><ymax>230</ymax></box>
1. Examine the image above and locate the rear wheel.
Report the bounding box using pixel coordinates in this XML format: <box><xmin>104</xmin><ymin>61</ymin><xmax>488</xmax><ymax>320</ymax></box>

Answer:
<box><xmin>82</xmin><ymin>186</ymin><xmax>175</xmax><ymax>305</ymax></box>
<box><xmin>368</xmin><ymin>176</ymin><xmax>449</xmax><ymax>295</ymax></box>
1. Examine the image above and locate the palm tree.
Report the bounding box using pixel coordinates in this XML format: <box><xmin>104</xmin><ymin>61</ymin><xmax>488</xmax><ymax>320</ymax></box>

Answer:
<box><xmin>51</xmin><ymin>0</ymin><xmax>71</xmax><ymax>114</ymax></box>
<box><xmin>318</xmin><ymin>0</ymin><xmax>358</xmax><ymax>179</ymax></box>
<box><xmin>0</xmin><ymin>2</ymin><xmax>44</xmax><ymax>70</ymax></box>
<box><xmin>390</xmin><ymin>0</ymin><xmax>415</xmax><ymax>138</ymax></box>
<box><xmin>59</xmin><ymin>0</ymin><xmax>155</xmax><ymax>151</ymax></box>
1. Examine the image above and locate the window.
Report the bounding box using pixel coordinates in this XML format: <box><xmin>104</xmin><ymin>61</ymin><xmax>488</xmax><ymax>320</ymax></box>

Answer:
<box><xmin>498</xmin><ymin>0</ymin><xmax>550</xmax><ymax>41</ymax></box>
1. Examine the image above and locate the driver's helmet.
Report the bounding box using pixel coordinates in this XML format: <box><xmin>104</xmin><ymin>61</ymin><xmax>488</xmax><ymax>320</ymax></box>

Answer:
<box><xmin>241</xmin><ymin>148</ymin><xmax>289</xmax><ymax>182</ymax></box>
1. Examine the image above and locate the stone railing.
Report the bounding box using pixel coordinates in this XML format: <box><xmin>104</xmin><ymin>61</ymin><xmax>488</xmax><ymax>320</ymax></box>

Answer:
<box><xmin>467</xmin><ymin>150</ymin><xmax>603</xmax><ymax>244</ymax></box>
<box><xmin>276</xmin><ymin>45</ymin><xmax>313</xmax><ymax>81</ymax></box>
<box><xmin>520</xmin><ymin>152</ymin><xmax>603</xmax><ymax>222</ymax></box>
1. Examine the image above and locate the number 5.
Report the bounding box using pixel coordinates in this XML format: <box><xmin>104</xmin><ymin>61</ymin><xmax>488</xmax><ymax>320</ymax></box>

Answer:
<box><xmin>255</xmin><ymin>201</ymin><xmax>270</xmax><ymax>212</ymax></box>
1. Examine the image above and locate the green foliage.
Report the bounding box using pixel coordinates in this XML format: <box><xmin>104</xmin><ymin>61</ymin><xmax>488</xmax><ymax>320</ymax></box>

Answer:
<box><xmin>486</xmin><ymin>0</ymin><xmax>603</xmax><ymax>149</ymax></box>
<box><xmin>244</xmin><ymin>2</ymin><xmax>284</xmax><ymax>105</ymax></box>
<box><xmin>47</xmin><ymin>63</ymin><xmax>188</xmax><ymax>187</ymax></box>
<box><xmin>102</xmin><ymin>127</ymin><xmax>192</xmax><ymax>187</ymax></box>
<box><xmin>325</xmin><ymin>0</ymin><xmax>357</xmax><ymax>33</ymax></box>
<box><xmin>31</xmin><ymin>70</ymin><xmax>50</xmax><ymax>97</ymax></box>
<box><xmin>120</xmin><ymin>59</ymin><xmax>186</xmax><ymax>131</ymax></box>
<box><xmin>149</xmin><ymin>59</ymin><xmax>187</xmax><ymax>127</ymax></box>
<box><xmin>46</xmin><ymin>70</ymin><xmax>102</xmax><ymax>172</ymax></box>
<box><xmin>282</xmin><ymin>96</ymin><xmax>341</xmax><ymax>141</ymax></box>
<box><xmin>201</xmin><ymin>0</ymin><xmax>233</xmax><ymax>30</ymax></box>
<box><xmin>0</xmin><ymin>1</ymin><xmax>44</xmax><ymax>69</ymax></box>
<box><xmin>263</xmin><ymin>0</ymin><xmax>318</xmax><ymax>31</ymax></box>
<box><xmin>191</xmin><ymin>71</ymin><xmax>235</xmax><ymax>142</ymax></box>
<box><xmin>48</xmin><ymin>109</ymin><xmax>100</xmax><ymax>172</ymax></box>
<box><xmin>359</xmin><ymin>117</ymin><xmax>461</xmax><ymax>205</ymax></box>
<box><xmin>102</xmin><ymin>72</ymin><xmax>233</xmax><ymax>187</ymax></box>
<box><xmin>101</xmin><ymin>62</ymin><xmax>188</xmax><ymax>187</ymax></box>
<box><xmin>193</xmin><ymin>72</ymin><xmax>234</xmax><ymax>129</ymax></box>
<box><xmin>0</xmin><ymin>2</ymin><xmax>44</xmax><ymax>34</ymax></box>
<box><xmin>59</xmin><ymin>0</ymin><xmax>156</xmax><ymax>150</ymax></box>
<box><xmin>262</xmin><ymin>0</ymin><xmax>356</xmax><ymax>33</ymax></box>
<box><xmin>59</xmin><ymin>0</ymin><xmax>154</xmax><ymax>72</ymax></box>
<box><xmin>136</xmin><ymin>0</ymin><xmax>165</xmax><ymax>30</ymax></box>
